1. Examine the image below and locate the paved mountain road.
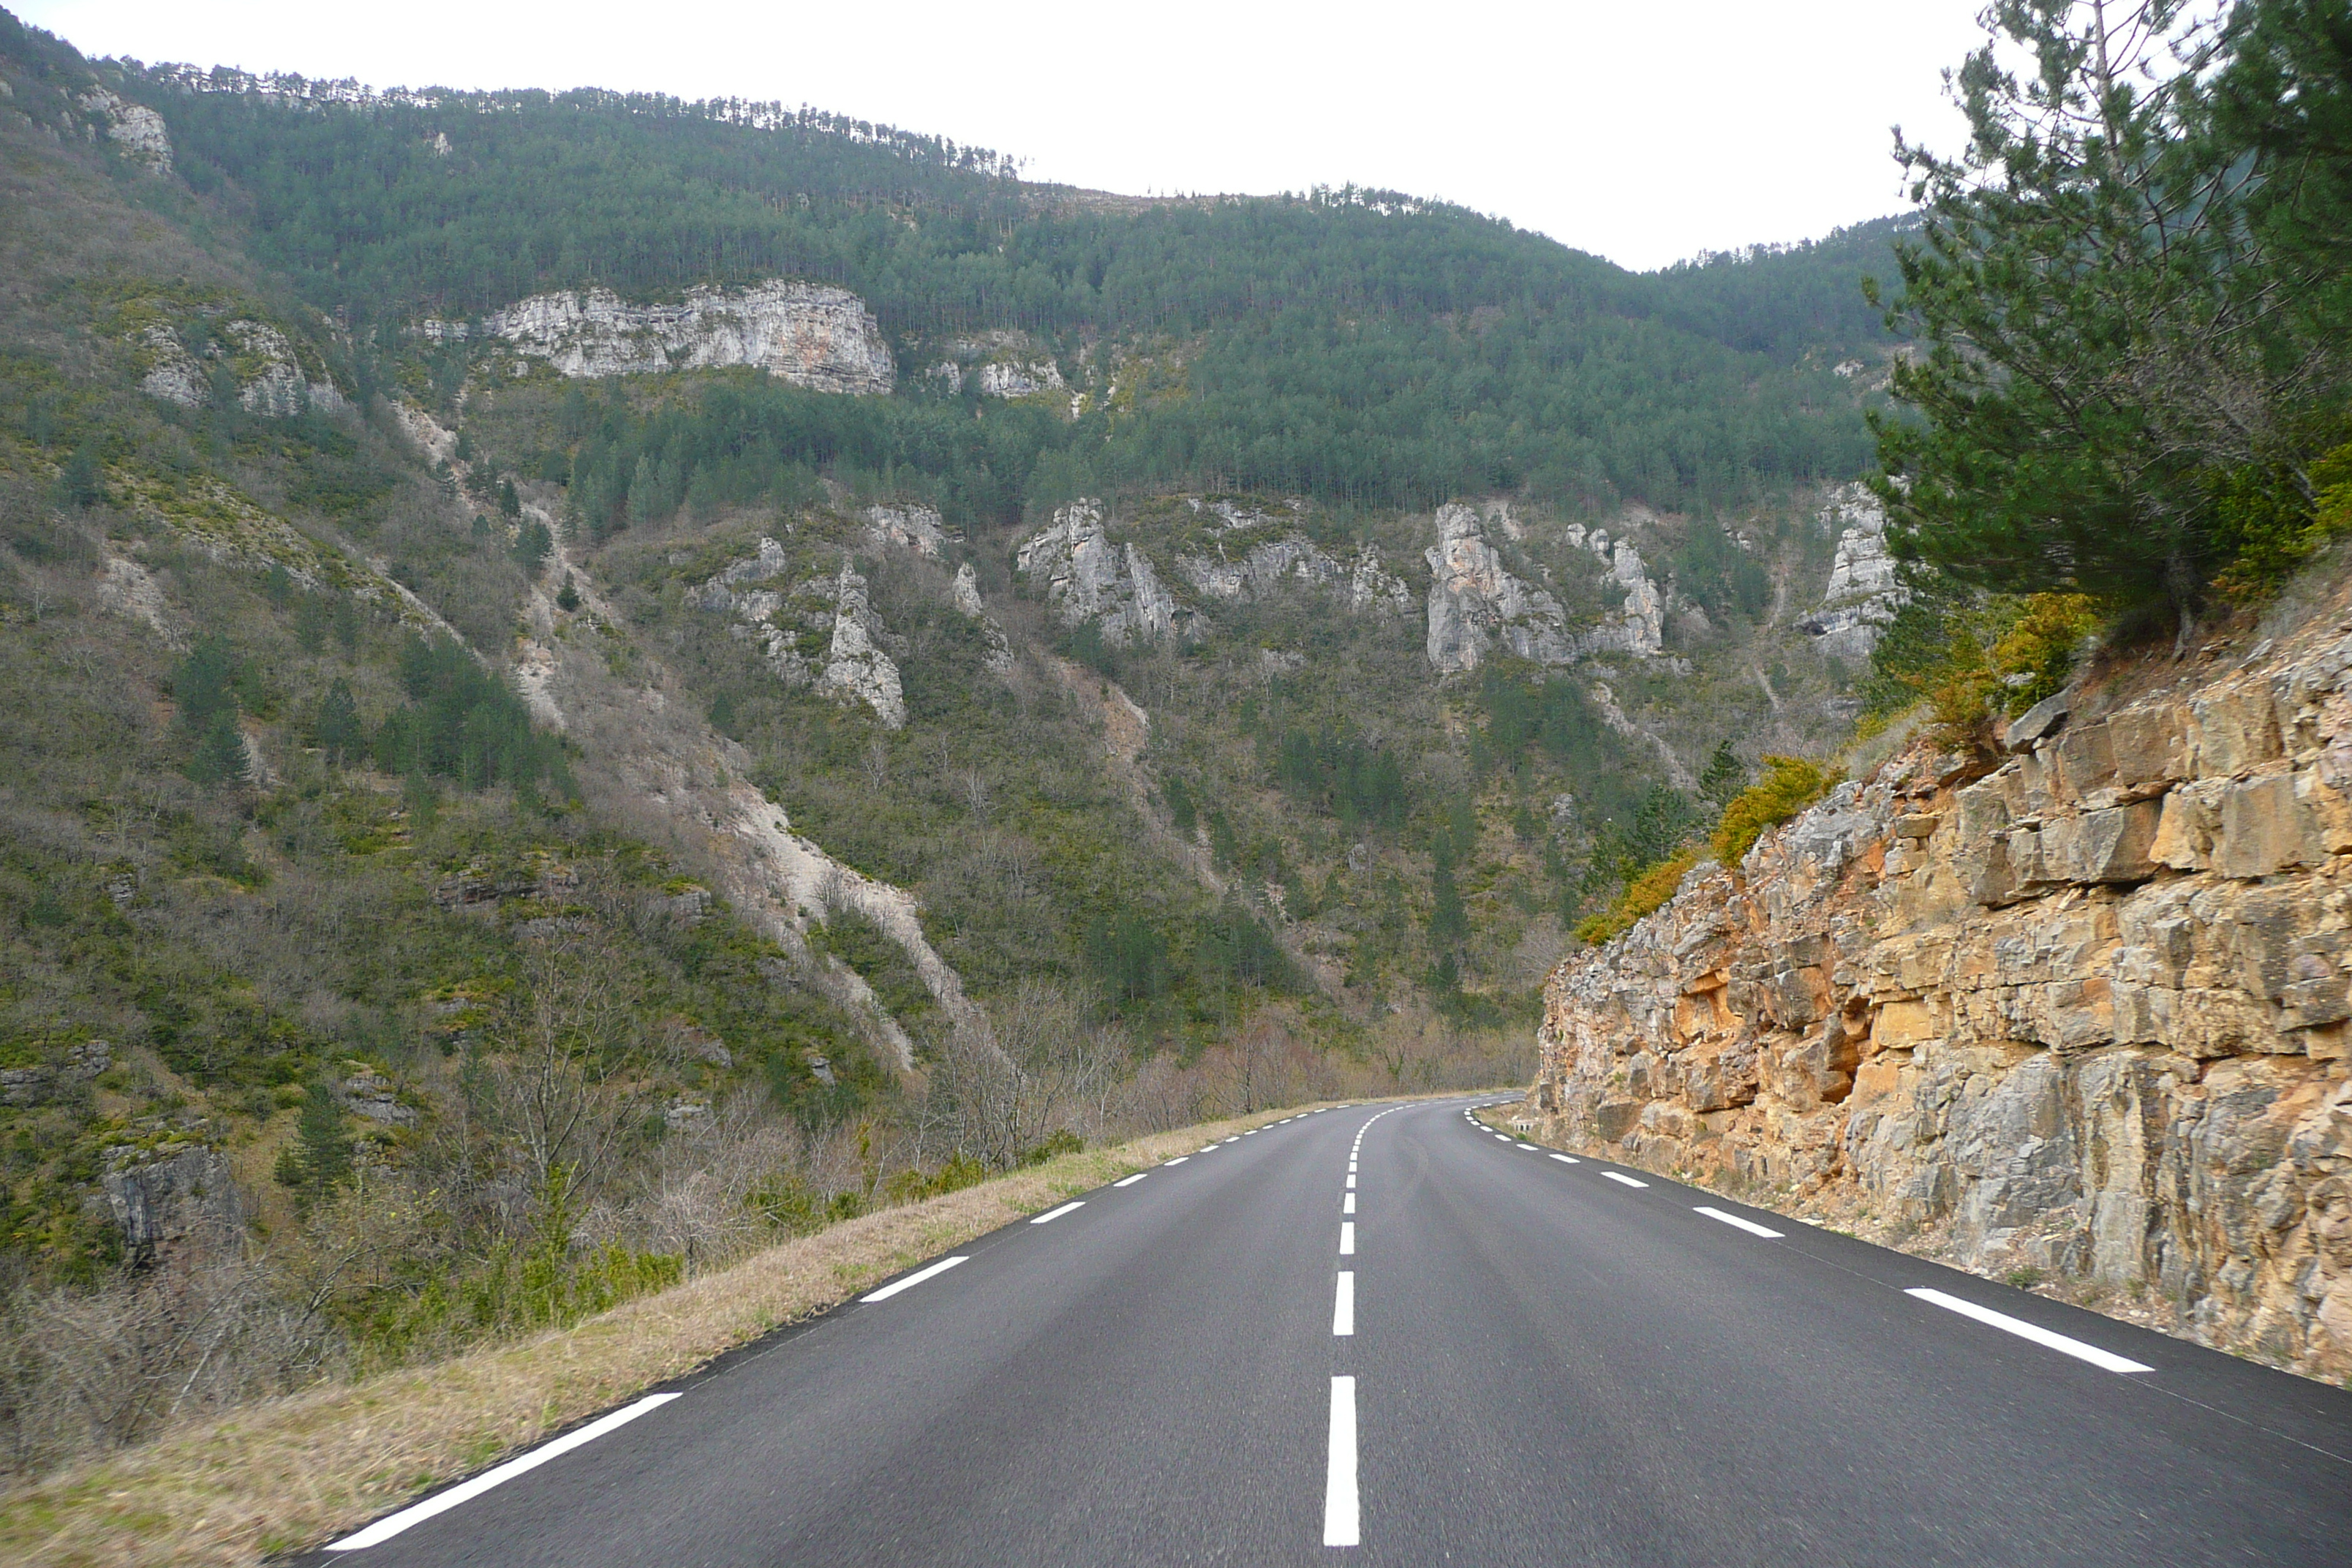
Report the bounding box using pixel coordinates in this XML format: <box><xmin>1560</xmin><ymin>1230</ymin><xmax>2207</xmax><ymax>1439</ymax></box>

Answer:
<box><xmin>307</xmin><ymin>1099</ymin><xmax>2352</xmax><ymax>1567</ymax></box>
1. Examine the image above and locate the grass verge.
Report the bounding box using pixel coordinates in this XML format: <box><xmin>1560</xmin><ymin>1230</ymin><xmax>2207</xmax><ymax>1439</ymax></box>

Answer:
<box><xmin>0</xmin><ymin>1104</ymin><xmax>1343</xmax><ymax>1567</ymax></box>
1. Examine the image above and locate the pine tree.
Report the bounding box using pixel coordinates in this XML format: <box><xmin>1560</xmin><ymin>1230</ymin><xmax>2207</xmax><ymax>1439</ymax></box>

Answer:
<box><xmin>315</xmin><ymin>679</ymin><xmax>362</xmax><ymax>764</ymax></box>
<box><xmin>1871</xmin><ymin>0</ymin><xmax>2352</xmax><ymax>626</ymax></box>
<box><xmin>1699</xmin><ymin>740</ymin><xmax>1746</xmax><ymax>808</ymax></box>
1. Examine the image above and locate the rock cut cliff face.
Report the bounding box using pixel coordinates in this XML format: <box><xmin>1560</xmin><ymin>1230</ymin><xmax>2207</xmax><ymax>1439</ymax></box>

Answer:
<box><xmin>1531</xmin><ymin>607</ymin><xmax>2352</xmax><ymax>1382</ymax></box>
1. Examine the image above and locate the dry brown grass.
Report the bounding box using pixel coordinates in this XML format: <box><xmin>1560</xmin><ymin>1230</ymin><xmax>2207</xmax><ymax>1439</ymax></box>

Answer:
<box><xmin>0</xmin><ymin>1104</ymin><xmax>1340</xmax><ymax>1567</ymax></box>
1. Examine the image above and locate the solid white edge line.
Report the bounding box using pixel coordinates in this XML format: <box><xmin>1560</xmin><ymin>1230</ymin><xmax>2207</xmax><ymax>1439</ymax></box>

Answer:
<box><xmin>1114</xmin><ymin>1173</ymin><xmax>1147</xmax><ymax>1188</ymax></box>
<box><xmin>861</xmin><ymin>1253</ymin><xmax>970</xmax><ymax>1303</ymax></box>
<box><xmin>1907</xmin><ymin>1287</ymin><xmax>2154</xmax><ymax>1373</ymax></box>
<box><xmin>1339</xmin><ymin>1221</ymin><xmax>1355</xmax><ymax>1255</ymax></box>
<box><xmin>325</xmin><ymin>1392</ymin><xmax>682</xmax><ymax>1551</ymax></box>
<box><xmin>1602</xmin><ymin>1172</ymin><xmax>1648</xmax><ymax>1188</ymax></box>
<box><xmin>1030</xmin><ymin>1201</ymin><xmax>1085</xmax><ymax>1225</ymax></box>
<box><xmin>1324</xmin><ymin>1376</ymin><xmax>1360</xmax><ymax>1546</ymax></box>
<box><xmin>1694</xmin><ymin>1205</ymin><xmax>1783</xmax><ymax>1238</ymax></box>
<box><xmin>1548</xmin><ymin>1153</ymin><xmax>1580</xmax><ymax>1164</ymax></box>
<box><xmin>1333</xmin><ymin>1270</ymin><xmax>1356</xmax><ymax>1335</ymax></box>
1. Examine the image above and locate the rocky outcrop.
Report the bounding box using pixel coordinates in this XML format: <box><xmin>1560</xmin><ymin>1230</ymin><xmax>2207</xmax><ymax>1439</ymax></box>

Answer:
<box><xmin>974</xmin><ymin>361</ymin><xmax>1065</xmax><ymax>398</ymax></box>
<box><xmin>951</xmin><ymin>562</ymin><xmax>1016</xmax><ymax>673</ymax></box>
<box><xmin>1800</xmin><ymin>484</ymin><xmax>1907</xmax><ymax>661</ymax></box>
<box><xmin>1423</xmin><ymin>502</ymin><xmax>1666</xmax><ymax>673</ymax></box>
<box><xmin>1425</xmin><ymin>502</ymin><xmax>1574</xmax><ymax>671</ymax></box>
<box><xmin>335</xmin><ymin>1067</ymin><xmax>417</xmax><ymax>1126</ymax></box>
<box><xmin>135</xmin><ymin>319</ymin><xmax>344</xmax><ymax>416</ymax></box>
<box><xmin>815</xmin><ymin>558</ymin><xmax>907</xmax><ymax>728</ymax></box>
<box><xmin>1016</xmin><ymin>499</ymin><xmax>1199</xmax><ymax>645</ymax></box>
<box><xmin>78</xmin><ymin>87</ymin><xmax>171</xmax><ymax>173</ymax></box>
<box><xmin>1529</xmin><ymin>618</ymin><xmax>2352</xmax><ymax>1382</ymax></box>
<box><xmin>693</xmin><ymin>540</ymin><xmax>905</xmax><ymax>725</ymax></box>
<box><xmin>866</xmin><ymin>503</ymin><xmax>946</xmax><ymax>559</ymax></box>
<box><xmin>428</xmin><ymin>281</ymin><xmax>894</xmax><ymax>394</ymax></box>
<box><xmin>924</xmin><ymin>333</ymin><xmax>1065</xmax><ymax>399</ymax></box>
<box><xmin>135</xmin><ymin>326</ymin><xmax>207</xmax><ymax>407</ymax></box>
<box><xmin>0</xmin><ymin>1041</ymin><xmax>112</xmax><ymax>1107</ymax></box>
<box><xmin>100</xmin><ymin>1142</ymin><xmax>241</xmax><ymax>1261</ymax></box>
<box><xmin>1175</xmin><ymin>521</ymin><xmax>1411</xmax><ymax>616</ymax></box>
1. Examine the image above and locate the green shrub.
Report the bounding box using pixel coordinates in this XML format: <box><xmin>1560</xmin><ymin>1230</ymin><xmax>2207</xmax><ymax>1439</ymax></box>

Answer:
<box><xmin>1860</xmin><ymin>587</ymin><xmax>2105</xmax><ymax>749</ymax></box>
<box><xmin>2209</xmin><ymin>431</ymin><xmax>2352</xmax><ymax>604</ymax></box>
<box><xmin>1711</xmin><ymin>756</ymin><xmax>1836</xmax><ymax>868</ymax></box>
<box><xmin>1573</xmin><ymin>847</ymin><xmax>1698</xmax><ymax>946</ymax></box>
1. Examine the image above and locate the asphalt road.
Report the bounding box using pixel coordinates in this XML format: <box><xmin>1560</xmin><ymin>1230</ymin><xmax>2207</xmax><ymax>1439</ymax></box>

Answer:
<box><xmin>308</xmin><ymin>1098</ymin><xmax>2352</xmax><ymax>1567</ymax></box>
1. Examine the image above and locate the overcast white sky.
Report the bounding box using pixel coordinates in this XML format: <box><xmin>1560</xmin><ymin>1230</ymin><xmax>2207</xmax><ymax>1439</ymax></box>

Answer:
<box><xmin>20</xmin><ymin>0</ymin><xmax>1988</xmax><ymax>271</ymax></box>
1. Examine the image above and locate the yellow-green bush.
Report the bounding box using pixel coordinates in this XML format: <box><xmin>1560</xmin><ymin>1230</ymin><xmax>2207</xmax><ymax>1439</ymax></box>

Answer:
<box><xmin>1989</xmin><ymin>592</ymin><xmax>2102</xmax><ymax>714</ymax></box>
<box><xmin>1711</xmin><ymin>755</ymin><xmax>1836</xmax><ymax>867</ymax></box>
<box><xmin>1865</xmin><ymin>590</ymin><xmax>2106</xmax><ymax>750</ymax></box>
<box><xmin>1573</xmin><ymin>847</ymin><xmax>1699</xmax><ymax>946</ymax></box>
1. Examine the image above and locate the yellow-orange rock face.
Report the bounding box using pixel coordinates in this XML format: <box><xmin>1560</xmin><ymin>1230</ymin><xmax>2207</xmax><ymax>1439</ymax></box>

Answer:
<box><xmin>1534</xmin><ymin>618</ymin><xmax>2352</xmax><ymax>1382</ymax></box>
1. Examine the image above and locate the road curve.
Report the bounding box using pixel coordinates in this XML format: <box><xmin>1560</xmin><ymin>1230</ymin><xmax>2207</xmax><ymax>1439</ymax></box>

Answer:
<box><xmin>304</xmin><ymin>1099</ymin><xmax>2352</xmax><ymax>1567</ymax></box>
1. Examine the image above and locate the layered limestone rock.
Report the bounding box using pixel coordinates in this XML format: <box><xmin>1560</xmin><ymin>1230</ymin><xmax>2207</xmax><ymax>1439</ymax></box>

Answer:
<box><xmin>429</xmin><ymin>281</ymin><xmax>894</xmax><ymax>393</ymax></box>
<box><xmin>1425</xmin><ymin>502</ymin><xmax>1574</xmax><ymax>671</ymax></box>
<box><xmin>1015</xmin><ymin>498</ymin><xmax>1199</xmax><ymax>645</ymax></box>
<box><xmin>1561</xmin><ymin>519</ymin><xmax>1667</xmax><ymax>660</ymax></box>
<box><xmin>1801</xmin><ymin>484</ymin><xmax>1907</xmax><ymax>662</ymax></box>
<box><xmin>974</xmin><ymin>360</ymin><xmax>1066</xmax><ymax>398</ymax></box>
<box><xmin>693</xmin><ymin>540</ymin><xmax>905</xmax><ymax>725</ymax></box>
<box><xmin>135</xmin><ymin>319</ymin><xmax>344</xmax><ymax>416</ymax></box>
<box><xmin>100</xmin><ymin>1141</ymin><xmax>241</xmax><ymax>1261</ymax></box>
<box><xmin>866</xmin><ymin>503</ymin><xmax>946</xmax><ymax>559</ymax></box>
<box><xmin>1423</xmin><ymin>502</ymin><xmax>1667</xmax><ymax>673</ymax></box>
<box><xmin>924</xmin><ymin>332</ymin><xmax>1066</xmax><ymax>399</ymax></box>
<box><xmin>1175</xmin><ymin>524</ymin><xmax>1411</xmax><ymax>616</ymax></box>
<box><xmin>815</xmin><ymin>558</ymin><xmax>907</xmax><ymax>728</ymax></box>
<box><xmin>1529</xmin><ymin>619</ymin><xmax>2352</xmax><ymax>1381</ymax></box>
<box><xmin>77</xmin><ymin>86</ymin><xmax>171</xmax><ymax>173</ymax></box>
<box><xmin>223</xmin><ymin>320</ymin><xmax>347</xmax><ymax>417</ymax></box>
<box><xmin>950</xmin><ymin>562</ymin><xmax>1015</xmax><ymax>673</ymax></box>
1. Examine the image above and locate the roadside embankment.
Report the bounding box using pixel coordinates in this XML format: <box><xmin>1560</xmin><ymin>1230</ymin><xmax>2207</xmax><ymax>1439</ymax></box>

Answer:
<box><xmin>0</xmin><ymin>1101</ymin><xmax>1394</xmax><ymax>1567</ymax></box>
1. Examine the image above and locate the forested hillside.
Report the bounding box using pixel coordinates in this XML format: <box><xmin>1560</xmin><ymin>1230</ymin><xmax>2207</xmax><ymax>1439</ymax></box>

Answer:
<box><xmin>0</xmin><ymin>3</ymin><xmax>1911</xmax><ymax>1484</ymax></box>
<box><xmin>117</xmin><ymin>58</ymin><xmax>1901</xmax><ymax>513</ymax></box>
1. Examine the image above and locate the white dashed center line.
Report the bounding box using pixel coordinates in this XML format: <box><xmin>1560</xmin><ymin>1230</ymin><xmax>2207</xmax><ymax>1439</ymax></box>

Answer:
<box><xmin>1323</xmin><ymin>1376</ymin><xmax>1360</xmax><ymax>1547</ymax></box>
<box><xmin>1113</xmin><ymin>1173</ymin><xmax>1147</xmax><ymax>1188</ymax></box>
<box><xmin>1345</xmin><ymin>1173</ymin><xmax>1356</xmax><ymax>1190</ymax></box>
<box><xmin>1163</xmin><ymin>1156</ymin><xmax>1188</xmax><ymax>1166</ymax></box>
<box><xmin>1029</xmin><ymin>1201</ymin><xmax>1085</xmax><ymax>1225</ymax></box>
<box><xmin>1549</xmin><ymin>1153</ymin><xmax>1580</xmax><ymax>1164</ymax></box>
<box><xmin>1602</xmin><ymin>1172</ymin><xmax>1648</xmax><ymax>1188</ymax></box>
<box><xmin>1343</xmin><ymin>1192</ymin><xmax>1355</xmax><ymax>1214</ymax></box>
<box><xmin>862</xmin><ymin>1254</ymin><xmax>969</xmax><ymax>1303</ymax></box>
<box><xmin>1333</xmin><ymin>1271</ymin><xmax>1355</xmax><ymax>1335</ymax></box>
<box><xmin>1516</xmin><ymin>1142</ymin><xmax>1538</xmax><ymax>1150</ymax></box>
<box><xmin>1695</xmin><ymin>1205</ymin><xmax>1781</xmax><ymax>1237</ymax></box>
<box><xmin>1339</xmin><ymin>1221</ymin><xmax>1355</xmax><ymax>1256</ymax></box>
<box><xmin>1907</xmin><ymin>1288</ymin><xmax>2154</xmax><ymax>1373</ymax></box>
